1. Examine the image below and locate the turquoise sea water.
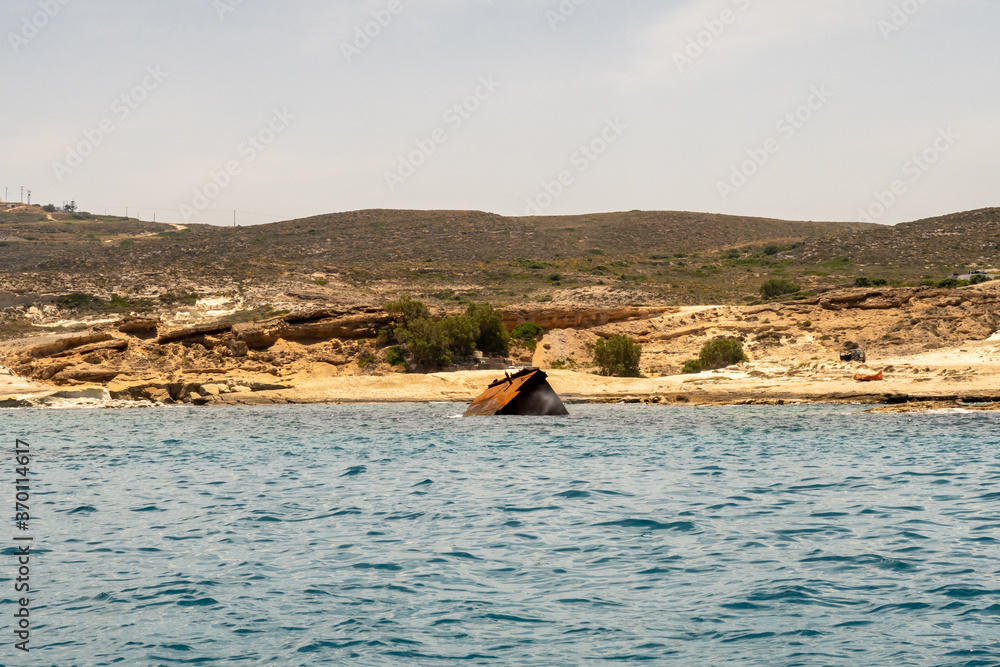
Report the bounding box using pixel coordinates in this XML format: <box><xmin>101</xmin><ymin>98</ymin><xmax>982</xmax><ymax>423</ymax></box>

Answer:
<box><xmin>3</xmin><ymin>404</ymin><xmax>1000</xmax><ymax>665</ymax></box>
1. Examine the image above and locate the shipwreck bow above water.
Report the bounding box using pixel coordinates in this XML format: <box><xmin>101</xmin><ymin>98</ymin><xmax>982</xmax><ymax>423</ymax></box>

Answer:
<box><xmin>463</xmin><ymin>367</ymin><xmax>570</xmax><ymax>417</ymax></box>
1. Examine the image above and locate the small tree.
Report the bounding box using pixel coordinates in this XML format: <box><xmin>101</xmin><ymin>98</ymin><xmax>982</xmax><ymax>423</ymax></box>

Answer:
<box><xmin>593</xmin><ymin>335</ymin><xmax>642</xmax><ymax>377</ymax></box>
<box><xmin>466</xmin><ymin>302</ymin><xmax>509</xmax><ymax>356</ymax></box>
<box><xmin>385</xmin><ymin>296</ymin><xmax>431</xmax><ymax>324</ymax></box>
<box><xmin>970</xmin><ymin>274</ymin><xmax>993</xmax><ymax>285</ymax></box>
<box><xmin>440</xmin><ymin>314</ymin><xmax>478</xmax><ymax>357</ymax></box>
<box><xmin>397</xmin><ymin>318</ymin><xmax>453</xmax><ymax>368</ymax></box>
<box><xmin>760</xmin><ymin>279</ymin><xmax>800</xmax><ymax>299</ymax></box>
<box><xmin>698</xmin><ymin>337</ymin><xmax>747</xmax><ymax>370</ymax></box>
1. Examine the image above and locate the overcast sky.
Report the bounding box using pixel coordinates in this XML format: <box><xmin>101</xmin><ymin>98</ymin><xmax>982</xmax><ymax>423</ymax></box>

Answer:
<box><xmin>2</xmin><ymin>0</ymin><xmax>997</xmax><ymax>225</ymax></box>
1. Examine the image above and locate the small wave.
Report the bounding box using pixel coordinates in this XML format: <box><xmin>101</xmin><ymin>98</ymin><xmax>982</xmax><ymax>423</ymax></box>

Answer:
<box><xmin>130</xmin><ymin>505</ymin><xmax>163</xmax><ymax>512</ymax></box>
<box><xmin>481</xmin><ymin>613</ymin><xmax>552</xmax><ymax>624</ymax></box>
<box><xmin>177</xmin><ymin>597</ymin><xmax>219</xmax><ymax>607</ymax></box>
<box><xmin>596</xmin><ymin>519</ymin><xmax>696</xmax><ymax>532</ymax></box>
<box><xmin>501</xmin><ymin>505</ymin><xmax>561</xmax><ymax>513</ymax></box>
<box><xmin>555</xmin><ymin>490</ymin><xmax>591</xmax><ymax>499</ymax></box>
<box><xmin>352</xmin><ymin>563</ymin><xmax>403</xmax><ymax>571</ymax></box>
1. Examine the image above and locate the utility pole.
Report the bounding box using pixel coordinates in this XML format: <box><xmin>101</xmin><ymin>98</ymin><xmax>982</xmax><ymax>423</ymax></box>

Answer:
<box><xmin>125</xmin><ymin>206</ymin><xmax>128</xmax><ymax>219</ymax></box>
<box><xmin>233</xmin><ymin>210</ymin><xmax>236</xmax><ymax>227</ymax></box>
<box><xmin>20</xmin><ymin>186</ymin><xmax>24</xmax><ymax>203</ymax></box>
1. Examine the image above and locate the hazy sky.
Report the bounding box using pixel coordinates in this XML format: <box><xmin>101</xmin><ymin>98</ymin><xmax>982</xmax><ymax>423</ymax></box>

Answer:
<box><xmin>3</xmin><ymin>0</ymin><xmax>997</xmax><ymax>225</ymax></box>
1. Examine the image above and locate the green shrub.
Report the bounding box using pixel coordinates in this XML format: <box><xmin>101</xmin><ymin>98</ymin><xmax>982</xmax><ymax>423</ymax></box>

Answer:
<box><xmin>936</xmin><ymin>278</ymin><xmax>969</xmax><ymax>289</ymax></box>
<box><xmin>386</xmin><ymin>346</ymin><xmax>406</xmax><ymax>367</ymax></box>
<box><xmin>511</xmin><ymin>322</ymin><xmax>543</xmax><ymax>352</ymax></box>
<box><xmin>681</xmin><ymin>359</ymin><xmax>703</xmax><ymax>374</ymax></box>
<box><xmin>109</xmin><ymin>295</ymin><xmax>131</xmax><ymax>309</ymax></box>
<box><xmin>159</xmin><ymin>292</ymin><xmax>199</xmax><ymax>305</ymax></box>
<box><xmin>465</xmin><ymin>302</ymin><xmax>509</xmax><ymax>356</ymax></box>
<box><xmin>42</xmin><ymin>204</ymin><xmax>56</xmax><ymax>213</ymax></box>
<box><xmin>439</xmin><ymin>314</ymin><xmax>478</xmax><ymax>357</ymax></box>
<box><xmin>593</xmin><ymin>335</ymin><xmax>642</xmax><ymax>377</ymax></box>
<box><xmin>385</xmin><ymin>296</ymin><xmax>431</xmax><ymax>323</ymax></box>
<box><xmin>763</xmin><ymin>244</ymin><xmax>781</xmax><ymax>256</ymax></box>
<box><xmin>698</xmin><ymin>337</ymin><xmax>747</xmax><ymax>370</ymax></box>
<box><xmin>854</xmin><ymin>277</ymin><xmax>888</xmax><ymax>287</ymax></box>
<box><xmin>356</xmin><ymin>353</ymin><xmax>376</xmax><ymax>369</ymax></box>
<box><xmin>58</xmin><ymin>293</ymin><xmax>96</xmax><ymax>309</ymax></box>
<box><xmin>511</xmin><ymin>322</ymin><xmax>543</xmax><ymax>341</ymax></box>
<box><xmin>384</xmin><ymin>300</ymin><xmax>511</xmax><ymax>367</ymax></box>
<box><xmin>377</xmin><ymin>326</ymin><xmax>398</xmax><ymax>347</ymax></box>
<box><xmin>315</xmin><ymin>279</ymin><xmax>328</xmax><ymax>286</ymax></box>
<box><xmin>969</xmin><ymin>274</ymin><xmax>993</xmax><ymax>285</ymax></box>
<box><xmin>397</xmin><ymin>318</ymin><xmax>453</xmax><ymax>368</ymax></box>
<box><xmin>760</xmin><ymin>279</ymin><xmax>800</xmax><ymax>299</ymax></box>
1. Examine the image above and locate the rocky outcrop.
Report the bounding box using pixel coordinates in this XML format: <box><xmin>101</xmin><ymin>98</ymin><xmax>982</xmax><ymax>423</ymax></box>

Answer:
<box><xmin>6</xmin><ymin>332</ymin><xmax>113</xmax><ymax>359</ymax></box>
<box><xmin>156</xmin><ymin>323</ymin><xmax>234</xmax><ymax>345</ymax></box>
<box><xmin>502</xmin><ymin>306</ymin><xmax>673</xmax><ymax>331</ymax></box>
<box><xmin>117</xmin><ymin>317</ymin><xmax>160</xmax><ymax>336</ymax></box>
<box><xmin>152</xmin><ymin>311</ymin><xmax>392</xmax><ymax>351</ymax></box>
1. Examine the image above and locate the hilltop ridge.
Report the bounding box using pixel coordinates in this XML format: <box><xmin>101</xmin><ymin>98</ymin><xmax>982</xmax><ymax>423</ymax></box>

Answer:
<box><xmin>0</xmin><ymin>205</ymin><xmax>996</xmax><ymax>321</ymax></box>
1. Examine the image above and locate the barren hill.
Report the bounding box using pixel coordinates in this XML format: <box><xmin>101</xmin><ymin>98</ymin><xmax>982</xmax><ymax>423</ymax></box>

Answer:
<box><xmin>0</xmin><ymin>205</ymin><xmax>997</xmax><ymax>323</ymax></box>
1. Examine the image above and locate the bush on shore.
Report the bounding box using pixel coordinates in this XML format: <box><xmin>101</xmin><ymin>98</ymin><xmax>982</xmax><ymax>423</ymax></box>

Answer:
<box><xmin>682</xmin><ymin>337</ymin><xmax>747</xmax><ymax>374</ymax></box>
<box><xmin>511</xmin><ymin>322</ymin><xmax>544</xmax><ymax>352</ymax></box>
<box><xmin>380</xmin><ymin>297</ymin><xmax>510</xmax><ymax>368</ymax></box>
<box><xmin>593</xmin><ymin>334</ymin><xmax>642</xmax><ymax>377</ymax></box>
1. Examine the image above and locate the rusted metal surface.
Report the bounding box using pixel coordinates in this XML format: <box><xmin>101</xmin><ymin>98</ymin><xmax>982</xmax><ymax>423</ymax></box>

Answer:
<box><xmin>463</xmin><ymin>368</ymin><xmax>569</xmax><ymax>417</ymax></box>
<box><xmin>854</xmin><ymin>370</ymin><xmax>884</xmax><ymax>382</ymax></box>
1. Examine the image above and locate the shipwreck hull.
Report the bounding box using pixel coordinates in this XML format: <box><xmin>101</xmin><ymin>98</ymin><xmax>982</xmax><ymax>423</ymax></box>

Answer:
<box><xmin>463</xmin><ymin>368</ymin><xmax>569</xmax><ymax>417</ymax></box>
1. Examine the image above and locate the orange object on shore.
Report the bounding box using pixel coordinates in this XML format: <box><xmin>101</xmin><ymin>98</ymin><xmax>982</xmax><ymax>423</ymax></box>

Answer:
<box><xmin>854</xmin><ymin>370</ymin><xmax>884</xmax><ymax>382</ymax></box>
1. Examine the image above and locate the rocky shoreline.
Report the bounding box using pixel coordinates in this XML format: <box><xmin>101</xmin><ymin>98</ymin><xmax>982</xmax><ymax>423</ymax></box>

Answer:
<box><xmin>2</xmin><ymin>282</ymin><xmax>999</xmax><ymax>413</ymax></box>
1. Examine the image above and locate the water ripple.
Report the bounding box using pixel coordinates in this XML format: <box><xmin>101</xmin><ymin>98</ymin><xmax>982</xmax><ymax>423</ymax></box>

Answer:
<box><xmin>12</xmin><ymin>403</ymin><xmax>1000</xmax><ymax>665</ymax></box>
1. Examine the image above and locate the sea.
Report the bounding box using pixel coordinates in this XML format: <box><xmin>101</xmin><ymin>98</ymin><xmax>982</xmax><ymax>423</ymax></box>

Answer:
<box><xmin>3</xmin><ymin>403</ymin><xmax>999</xmax><ymax>666</ymax></box>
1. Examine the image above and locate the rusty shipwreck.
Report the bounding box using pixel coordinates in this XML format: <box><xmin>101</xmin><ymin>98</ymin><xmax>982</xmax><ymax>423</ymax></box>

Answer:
<box><xmin>463</xmin><ymin>368</ymin><xmax>569</xmax><ymax>417</ymax></box>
